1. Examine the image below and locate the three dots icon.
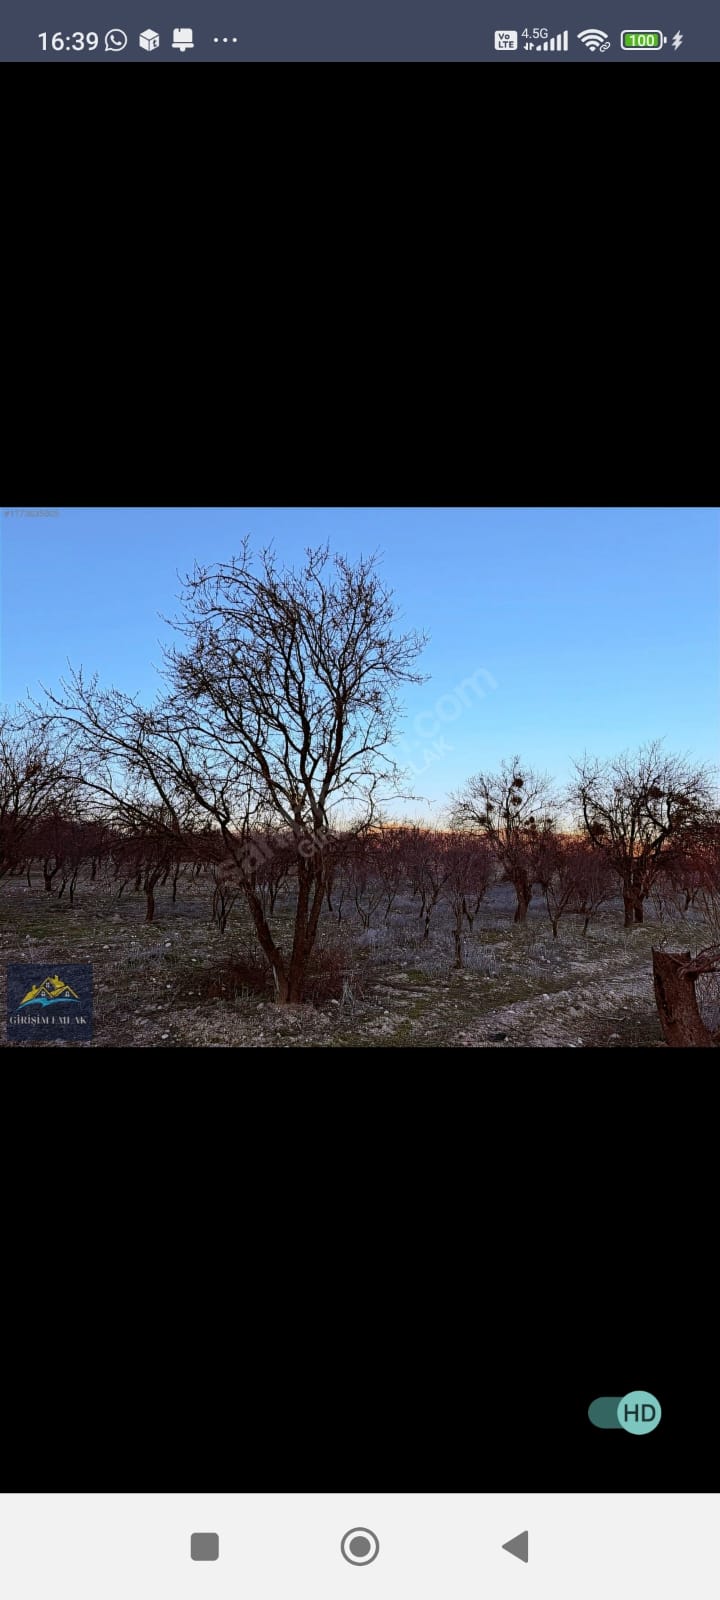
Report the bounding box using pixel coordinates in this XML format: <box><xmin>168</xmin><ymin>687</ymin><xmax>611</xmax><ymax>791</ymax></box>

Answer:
<box><xmin>213</xmin><ymin>34</ymin><xmax>239</xmax><ymax>41</ymax></box>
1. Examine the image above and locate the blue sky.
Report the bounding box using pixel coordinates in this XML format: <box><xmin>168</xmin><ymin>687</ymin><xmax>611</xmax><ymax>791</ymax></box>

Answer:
<box><xmin>1</xmin><ymin>506</ymin><xmax>717</xmax><ymax>815</ymax></box>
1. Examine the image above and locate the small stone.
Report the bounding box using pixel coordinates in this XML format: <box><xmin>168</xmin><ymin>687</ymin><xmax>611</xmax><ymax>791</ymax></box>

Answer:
<box><xmin>161</xmin><ymin>1032</ymin><xmax>169</xmax><ymax>1039</ymax></box>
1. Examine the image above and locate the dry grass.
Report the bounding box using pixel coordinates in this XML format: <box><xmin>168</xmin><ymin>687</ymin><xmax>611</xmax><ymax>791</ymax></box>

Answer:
<box><xmin>1</xmin><ymin>871</ymin><xmax>714</xmax><ymax>1049</ymax></box>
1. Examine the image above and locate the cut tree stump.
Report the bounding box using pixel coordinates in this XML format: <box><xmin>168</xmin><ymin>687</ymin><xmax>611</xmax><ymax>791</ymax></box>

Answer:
<box><xmin>651</xmin><ymin>948</ymin><xmax>716</xmax><ymax>1048</ymax></box>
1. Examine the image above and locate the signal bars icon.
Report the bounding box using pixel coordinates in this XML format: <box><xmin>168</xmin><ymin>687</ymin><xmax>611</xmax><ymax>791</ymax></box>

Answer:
<box><xmin>524</xmin><ymin>28</ymin><xmax>569</xmax><ymax>48</ymax></box>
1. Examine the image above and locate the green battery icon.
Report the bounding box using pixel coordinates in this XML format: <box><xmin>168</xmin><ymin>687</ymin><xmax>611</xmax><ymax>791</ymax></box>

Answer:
<box><xmin>620</xmin><ymin>29</ymin><xmax>666</xmax><ymax>46</ymax></box>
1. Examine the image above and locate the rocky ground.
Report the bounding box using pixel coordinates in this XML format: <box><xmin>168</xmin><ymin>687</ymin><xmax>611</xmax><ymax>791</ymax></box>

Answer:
<box><xmin>1</xmin><ymin>875</ymin><xmax>716</xmax><ymax>1048</ymax></box>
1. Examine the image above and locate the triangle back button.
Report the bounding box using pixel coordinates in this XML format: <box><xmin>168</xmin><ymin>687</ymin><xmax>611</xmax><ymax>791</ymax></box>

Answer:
<box><xmin>502</xmin><ymin>1531</ymin><xmax>529</xmax><ymax>1563</ymax></box>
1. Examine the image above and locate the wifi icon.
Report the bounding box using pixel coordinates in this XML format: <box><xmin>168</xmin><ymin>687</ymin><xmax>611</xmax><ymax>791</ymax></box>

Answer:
<box><xmin>577</xmin><ymin>27</ymin><xmax>610</xmax><ymax>47</ymax></box>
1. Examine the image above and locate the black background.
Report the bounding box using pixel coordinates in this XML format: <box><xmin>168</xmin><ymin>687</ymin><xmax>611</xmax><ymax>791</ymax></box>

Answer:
<box><xmin>5</xmin><ymin>1090</ymin><xmax>710</xmax><ymax>1497</ymax></box>
<box><xmin>3</xmin><ymin>389</ymin><xmax>715</xmax><ymax>1498</ymax></box>
<box><xmin>7</xmin><ymin>1293</ymin><xmax>693</xmax><ymax>1492</ymax></box>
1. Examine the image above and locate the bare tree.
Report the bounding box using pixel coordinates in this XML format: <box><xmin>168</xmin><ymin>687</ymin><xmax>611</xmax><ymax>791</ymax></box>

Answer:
<box><xmin>651</xmin><ymin>821</ymin><xmax>720</xmax><ymax>1048</ymax></box>
<box><xmin>537</xmin><ymin>835</ymin><xmax>584</xmax><ymax>939</ymax></box>
<box><xmin>29</xmin><ymin>811</ymin><xmax>68</xmax><ymax>894</ymax></box>
<box><xmin>402</xmin><ymin>827</ymin><xmax>452</xmax><ymax>941</ymax></box>
<box><xmin>350</xmin><ymin>839</ymin><xmax>387</xmax><ymax>931</ymax></box>
<box><xmin>694</xmin><ymin>824</ymin><xmax>720</xmax><ymax>937</ymax></box>
<box><xmin>572</xmin><ymin>843</ymin><xmax>616</xmax><ymax>935</ymax></box>
<box><xmin>375</xmin><ymin>825</ymin><xmax>408</xmax><ymax>924</ymax></box>
<box><xmin>105</xmin><ymin>815</ymin><xmax>181</xmax><ymax>922</ymax></box>
<box><xmin>438</xmin><ymin>834</ymin><xmax>494</xmax><ymax>968</ymax></box>
<box><xmin>324</xmin><ymin>830</ymin><xmax>354</xmax><ymax>923</ymax></box>
<box><xmin>450</xmin><ymin>757</ymin><xmax>556</xmax><ymax>922</ymax></box>
<box><xmin>536</xmin><ymin>835</ymin><xmax>615</xmax><ymax>939</ymax></box>
<box><xmin>571</xmin><ymin>742</ymin><xmax>714</xmax><ymax>927</ymax></box>
<box><xmin>0</xmin><ymin>714</ymin><xmax>65</xmax><ymax>882</ymax></box>
<box><xmin>42</xmin><ymin>543</ymin><xmax>425</xmax><ymax>1002</ymax></box>
<box><xmin>652</xmin><ymin>947</ymin><xmax>720</xmax><ymax>1048</ymax></box>
<box><xmin>210</xmin><ymin>863</ymin><xmax>242</xmax><ymax>933</ymax></box>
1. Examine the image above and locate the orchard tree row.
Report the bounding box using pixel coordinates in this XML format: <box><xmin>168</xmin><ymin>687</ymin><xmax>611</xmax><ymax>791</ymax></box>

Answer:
<box><xmin>1</xmin><ymin>543</ymin><xmax>718</xmax><ymax>1037</ymax></box>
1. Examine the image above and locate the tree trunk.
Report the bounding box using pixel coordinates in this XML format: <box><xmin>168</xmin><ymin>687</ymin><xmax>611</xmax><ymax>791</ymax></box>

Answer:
<box><xmin>286</xmin><ymin>927</ymin><xmax>308</xmax><ymax>1001</ymax></box>
<box><xmin>652</xmin><ymin>949</ymin><xmax>715</xmax><ymax>1048</ymax></box>
<box><xmin>624</xmin><ymin>884</ymin><xmax>644</xmax><ymax>925</ymax></box>
<box><xmin>286</xmin><ymin>970</ymin><xmax>305</xmax><ymax>1003</ymax></box>
<box><xmin>513</xmin><ymin>880</ymin><xmax>532</xmax><ymax>923</ymax></box>
<box><xmin>623</xmin><ymin>891</ymin><xmax>644</xmax><ymax>926</ymax></box>
<box><xmin>551</xmin><ymin>917</ymin><xmax>559</xmax><ymax>938</ymax></box>
<box><xmin>582</xmin><ymin>915</ymin><xmax>590</xmax><ymax>936</ymax></box>
<box><xmin>242</xmin><ymin>881</ymin><xmax>287</xmax><ymax>1002</ymax></box>
<box><xmin>427</xmin><ymin>889</ymin><xmax>441</xmax><ymax>940</ymax></box>
<box><xmin>145</xmin><ymin>889</ymin><xmax>155</xmax><ymax>923</ymax></box>
<box><xmin>278</xmin><ymin>860</ymin><xmax>330</xmax><ymax>1004</ymax></box>
<box><xmin>384</xmin><ymin>892</ymin><xmax>398</xmax><ymax>923</ymax></box>
<box><xmin>285</xmin><ymin>863</ymin><xmax>316</xmax><ymax>1002</ymax></box>
<box><xmin>43</xmin><ymin>870</ymin><xmax>53</xmax><ymax>893</ymax></box>
<box><xmin>453</xmin><ymin>910</ymin><xmax>464</xmax><ymax>969</ymax></box>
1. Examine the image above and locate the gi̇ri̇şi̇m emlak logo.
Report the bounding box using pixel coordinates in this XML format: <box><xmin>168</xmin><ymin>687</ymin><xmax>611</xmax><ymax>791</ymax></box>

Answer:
<box><xmin>16</xmin><ymin>973</ymin><xmax>80</xmax><ymax>1008</ymax></box>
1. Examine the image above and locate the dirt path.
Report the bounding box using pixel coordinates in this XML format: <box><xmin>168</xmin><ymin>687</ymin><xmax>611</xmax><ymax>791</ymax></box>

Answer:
<box><xmin>365</xmin><ymin>943</ymin><xmax>663</xmax><ymax>1049</ymax></box>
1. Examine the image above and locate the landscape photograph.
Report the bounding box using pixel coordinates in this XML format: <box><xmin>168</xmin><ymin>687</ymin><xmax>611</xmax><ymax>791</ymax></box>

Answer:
<box><xmin>1</xmin><ymin>504</ymin><xmax>718</xmax><ymax>1049</ymax></box>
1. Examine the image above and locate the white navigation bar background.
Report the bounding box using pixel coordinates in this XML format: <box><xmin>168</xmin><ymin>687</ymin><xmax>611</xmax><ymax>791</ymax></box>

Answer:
<box><xmin>1</xmin><ymin>1494</ymin><xmax>715</xmax><ymax>1599</ymax></box>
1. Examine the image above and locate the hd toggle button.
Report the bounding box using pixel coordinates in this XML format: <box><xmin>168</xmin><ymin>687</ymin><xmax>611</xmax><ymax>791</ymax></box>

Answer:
<box><xmin>589</xmin><ymin>1391</ymin><xmax>661</xmax><ymax>1434</ymax></box>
